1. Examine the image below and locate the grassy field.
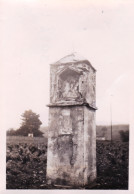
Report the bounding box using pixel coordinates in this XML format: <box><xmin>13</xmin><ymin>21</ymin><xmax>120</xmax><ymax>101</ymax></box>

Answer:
<box><xmin>6</xmin><ymin>136</ymin><xmax>47</xmax><ymax>144</ymax></box>
<box><xmin>6</xmin><ymin>138</ymin><xmax>128</xmax><ymax>189</ymax></box>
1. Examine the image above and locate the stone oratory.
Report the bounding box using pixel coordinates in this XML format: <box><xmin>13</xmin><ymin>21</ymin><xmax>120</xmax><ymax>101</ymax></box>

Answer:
<box><xmin>47</xmin><ymin>53</ymin><xmax>97</xmax><ymax>187</ymax></box>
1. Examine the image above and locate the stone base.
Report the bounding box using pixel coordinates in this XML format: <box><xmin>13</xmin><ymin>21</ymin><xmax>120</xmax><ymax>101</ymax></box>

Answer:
<box><xmin>47</xmin><ymin>105</ymin><xmax>96</xmax><ymax>187</ymax></box>
<box><xmin>46</xmin><ymin>178</ymin><xmax>97</xmax><ymax>189</ymax></box>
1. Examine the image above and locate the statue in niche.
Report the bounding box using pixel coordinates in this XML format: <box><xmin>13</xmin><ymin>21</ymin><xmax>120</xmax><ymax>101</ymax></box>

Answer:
<box><xmin>63</xmin><ymin>77</ymin><xmax>78</xmax><ymax>99</ymax></box>
<box><xmin>57</xmin><ymin>75</ymin><xmax>82</xmax><ymax>101</ymax></box>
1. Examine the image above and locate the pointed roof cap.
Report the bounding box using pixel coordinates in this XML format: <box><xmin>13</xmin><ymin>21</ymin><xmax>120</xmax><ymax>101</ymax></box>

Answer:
<box><xmin>51</xmin><ymin>52</ymin><xmax>96</xmax><ymax>71</ymax></box>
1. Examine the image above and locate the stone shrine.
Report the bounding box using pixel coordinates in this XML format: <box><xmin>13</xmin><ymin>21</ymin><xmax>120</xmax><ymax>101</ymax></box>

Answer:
<box><xmin>47</xmin><ymin>53</ymin><xmax>97</xmax><ymax>187</ymax></box>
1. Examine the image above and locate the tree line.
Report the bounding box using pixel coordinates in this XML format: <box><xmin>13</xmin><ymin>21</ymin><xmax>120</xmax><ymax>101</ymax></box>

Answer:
<box><xmin>7</xmin><ymin>110</ymin><xmax>43</xmax><ymax>137</ymax></box>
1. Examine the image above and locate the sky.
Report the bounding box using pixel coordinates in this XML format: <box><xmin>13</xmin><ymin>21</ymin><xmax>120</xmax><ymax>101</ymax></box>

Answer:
<box><xmin>0</xmin><ymin>0</ymin><xmax>134</xmax><ymax>131</ymax></box>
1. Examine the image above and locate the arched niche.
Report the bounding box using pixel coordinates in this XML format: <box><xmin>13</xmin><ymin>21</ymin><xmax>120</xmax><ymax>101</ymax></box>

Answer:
<box><xmin>57</xmin><ymin>68</ymin><xmax>83</xmax><ymax>102</ymax></box>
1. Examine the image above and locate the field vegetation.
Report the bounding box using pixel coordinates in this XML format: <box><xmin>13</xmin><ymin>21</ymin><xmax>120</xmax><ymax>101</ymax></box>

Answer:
<box><xmin>6</xmin><ymin>139</ymin><xmax>128</xmax><ymax>189</ymax></box>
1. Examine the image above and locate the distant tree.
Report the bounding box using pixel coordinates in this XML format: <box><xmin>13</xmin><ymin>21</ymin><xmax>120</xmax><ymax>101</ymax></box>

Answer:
<box><xmin>15</xmin><ymin>110</ymin><xmax>43</xmax><ymax>137</ymax></box>
<box><xmin>119</xmin><ymin>130</ymin><xmax>129</xmax><ymax>142</ymax></box>
<box><xmin>6</xmin><ymin>128</ymin><xmax>16</xmax><ymax>136</ymax></box>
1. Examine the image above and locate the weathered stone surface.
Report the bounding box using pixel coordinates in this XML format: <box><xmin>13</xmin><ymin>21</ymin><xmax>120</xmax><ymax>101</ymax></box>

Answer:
<box><xmin>83</xmin><ymin>107</ymin><xmax>96</xmax><ymax>185</ymax></box>
<box><xmin>47</xmin><ymin>53</ymin><xmax>97</xmax><ymax>187</ymax></box>
<box><xmin>47</xmin><ymin>106</ymin><xmax>84</xmax><ymax>185</ymax></box>
<box><xmin>50</xmin><ymin>60</ymin><xmax>96</xmax><ymax>107</ymax></box>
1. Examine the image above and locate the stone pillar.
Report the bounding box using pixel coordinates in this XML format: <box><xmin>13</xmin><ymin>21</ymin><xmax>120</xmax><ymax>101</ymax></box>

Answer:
<box><xmin>46</xmin><ymin>53</ymin><xmax>97</xmax><ymax>187</ymax></box>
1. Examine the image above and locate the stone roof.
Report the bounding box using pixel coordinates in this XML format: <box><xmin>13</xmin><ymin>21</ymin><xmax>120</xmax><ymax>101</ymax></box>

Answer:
<box><xmin>51</xmin><ymin>52</ymin><xmax>96</xmax><ymax>71</ymax></box>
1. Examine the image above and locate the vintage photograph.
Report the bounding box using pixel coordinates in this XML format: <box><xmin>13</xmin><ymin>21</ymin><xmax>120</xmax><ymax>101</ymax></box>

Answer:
<box><xmin>0</xmin><ymin>0</ymin><xmax>133</xmax><ymax>191</ymax></box>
